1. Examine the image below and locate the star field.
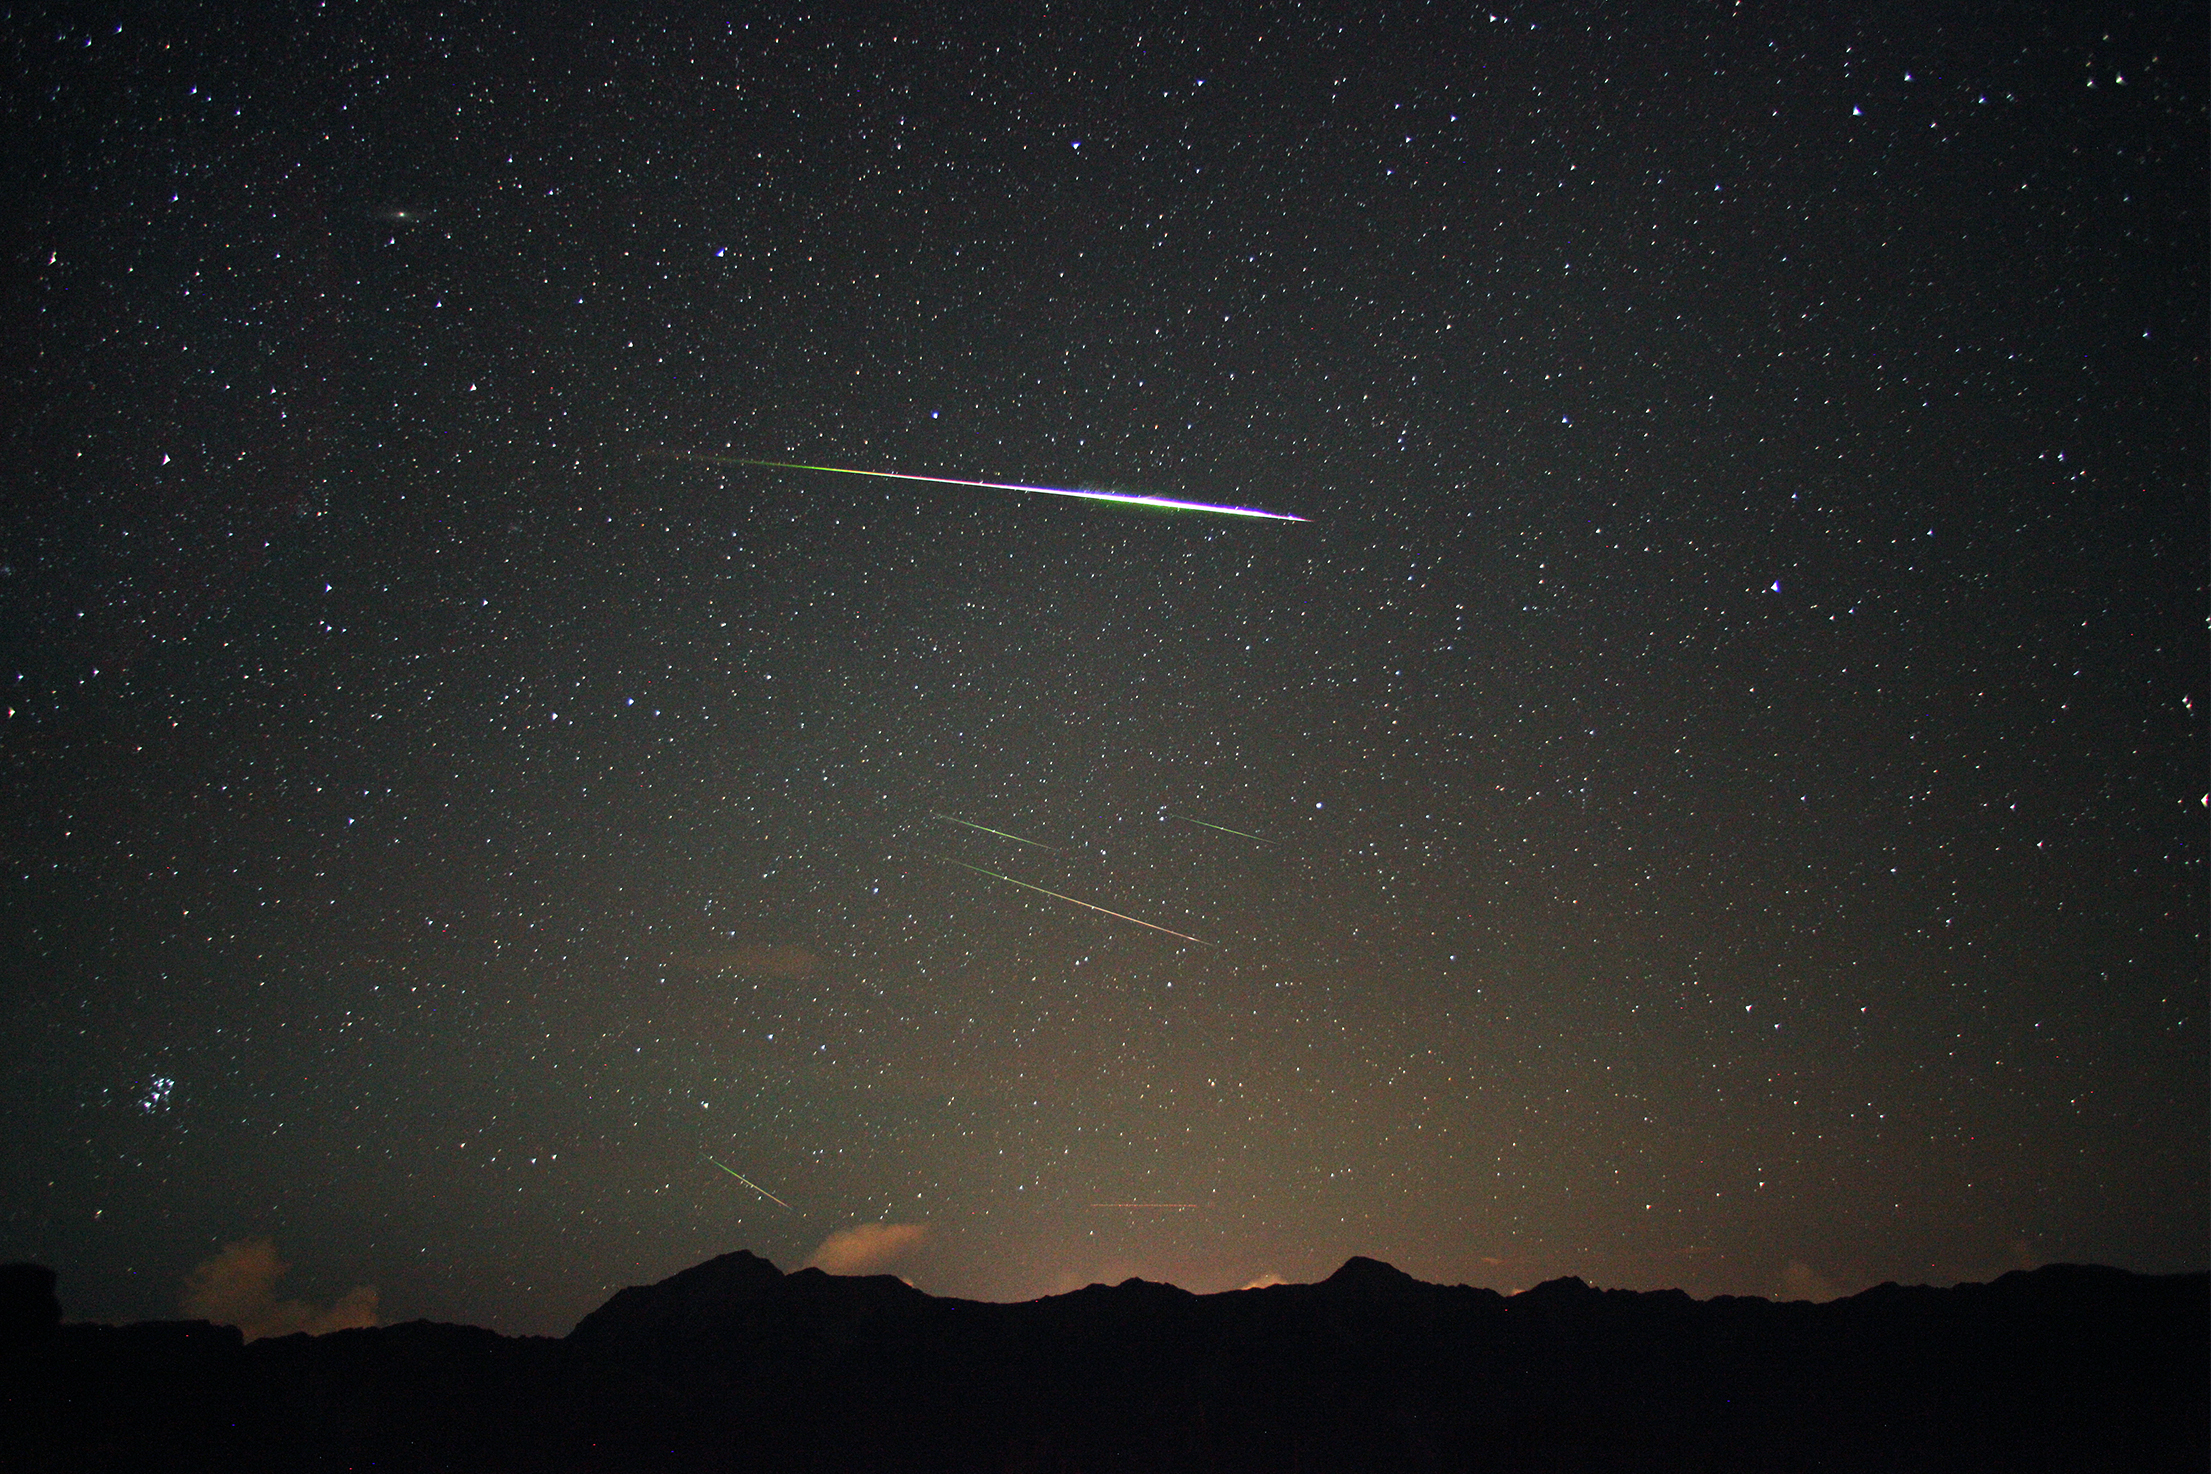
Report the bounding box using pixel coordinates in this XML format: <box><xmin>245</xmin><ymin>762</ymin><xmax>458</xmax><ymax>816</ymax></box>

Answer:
<box><xmin>1</xmin><ymin>3</ymin><xmax>2201</xmax><ymax>1333</ymax></box>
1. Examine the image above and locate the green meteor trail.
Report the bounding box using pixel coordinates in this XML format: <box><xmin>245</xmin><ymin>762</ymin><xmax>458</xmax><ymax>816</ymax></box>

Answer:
<box><xmin>1163</xmin><ymin>811</ymin><xmax>1277</xmax><ymax>845</ymax></box>
<box><xmin>704</xmin><ymin>1156</ymin><xmax>791</xmax><ymax>1210</ymax></box>
<box><xmin>930</xmin><ymin>813</ymin><xmax>1058</xmax><ymax>851</ymax></box>
<box><xmin>945</xmin><ymin>860</ymin><xmax>1215</xmax><ymax>947</ymax></box>
<box><xmin>650</xmin><ymin>450</ymin><xmax>1306</xmax><ymax>522</ymax></box>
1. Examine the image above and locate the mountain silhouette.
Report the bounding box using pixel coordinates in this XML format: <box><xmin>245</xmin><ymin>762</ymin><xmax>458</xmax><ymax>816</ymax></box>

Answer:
<box><xmin>3</xmin><ymin>1254</ymin><xmax>2202</xmax><ymax>1471</ymax></box>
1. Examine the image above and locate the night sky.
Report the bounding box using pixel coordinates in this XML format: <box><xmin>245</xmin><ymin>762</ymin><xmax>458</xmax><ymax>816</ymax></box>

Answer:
<box><xmin>2</xmin><ymin>3</ymin><xmax>2202</xmax><ymax>1337</ymax></box>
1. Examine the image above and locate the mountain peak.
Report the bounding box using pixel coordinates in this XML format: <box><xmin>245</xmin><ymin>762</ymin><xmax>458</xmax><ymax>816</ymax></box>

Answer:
<box><xmin>1323</xmin><ymin>1256</ymin><xmax>1422</xmax><ymax>1292</ymax></box>
<box><xmin>1515</xmin><ymin>1274</ymin><xmax>1600</xmax><ymax>1305</ymax></box>
<box><xmin>567</xmin><ymin>1248</ymin><xmax>784</xmax><ymax>1348</ymax></box>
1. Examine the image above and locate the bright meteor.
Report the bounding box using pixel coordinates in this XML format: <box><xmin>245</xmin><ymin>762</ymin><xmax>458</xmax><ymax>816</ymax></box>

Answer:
<box><xmin>704</xmin><ymin>1156</ymin><xmax>791</xmax><ymax>1210</ymax></box>
<box><xmin>650</xmin><ymin>450</ymin><xmax>1307</xmax><ymax>523</ymax></box>
<box><xmin>930</xmin><ymin>813</ymin><xmax>1058</xmax><ymax>851</ymax></box>
<box><xmin>945</xmin><ymin>860</ymin><xmax>1215</xmax><ymax>947</ymax></box>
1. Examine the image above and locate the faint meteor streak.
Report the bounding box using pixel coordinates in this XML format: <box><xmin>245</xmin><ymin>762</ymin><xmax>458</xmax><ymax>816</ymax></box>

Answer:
<box><xmin>1163</xmin><ymin>811</ymin><xmax>1277</xmax><ymax>845</ymax></box>
<box><xmin>704</xmin><ymin>1156</ymin><xmax>791</xmax><ymax>1210</ymax></box>
<box><xmin>945</xmin><ymin>860</ymin><xmax>1215</xmax><ymax>947</ymax></box>
<box><xmin>930</xmin><ymin>813</ymin><xmax>1058</xmax><ymax>851</ymax></box>
<box><xmin>1090</xmin><ymin>1203</ymin><xmax>1200</xmax><ymax>1210</ymax></box>
<box><xmin>650</xmin><ymin>450</ymin><xmax>1307</xmax><ymax>522</ymax></box>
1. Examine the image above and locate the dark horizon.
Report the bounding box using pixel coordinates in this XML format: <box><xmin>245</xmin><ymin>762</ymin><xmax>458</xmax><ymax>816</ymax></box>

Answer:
<box><xmin>7</xmin><ymin>1251</ymin><xmax>2203</xmax><ymax>1472</ymax></box>
<box><xmin>37</xmin><ymin>1243</ymin><xmax>2206</xmax><ymax>1339</ymax></box>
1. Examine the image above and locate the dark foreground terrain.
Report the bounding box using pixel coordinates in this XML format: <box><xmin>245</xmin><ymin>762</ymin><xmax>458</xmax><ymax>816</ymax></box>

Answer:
<box><xmin>2</xmin><ymin>1254</ymin><xmax>2202</xmax><ymax>1472</ymax></box>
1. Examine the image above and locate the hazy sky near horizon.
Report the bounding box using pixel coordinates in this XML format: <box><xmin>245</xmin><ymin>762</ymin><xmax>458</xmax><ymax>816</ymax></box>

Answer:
<box><xmin>2</xmin><ymin>1</ymin><xmax>2201</xmax><ymax>1335</ymax></box>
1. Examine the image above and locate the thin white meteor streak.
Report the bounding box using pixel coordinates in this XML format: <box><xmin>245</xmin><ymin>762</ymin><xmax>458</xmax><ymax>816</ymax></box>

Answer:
<box><xmin>704</xmin><ymin>1155</ymin><xmax>792</xmax><ymax>1210</ymax></box>
<box><xmin>651</xmin><ymin>451</ymin><xmax>1307</xmax><ymax>523</ymax></box>
<box><xmin>1164</xmin><ymin>811</ymin><xmax>1278</xmax><ymax>846</ymax></box>
<box><xmin>929</xmin><ymin>812</ymin><xmax>1059</xmax><ymax>851</ymax></box>
<box><xmin>945</xmin><ymin>860</ymin><xmax>1216</xmax><ymax>947</ymax></box>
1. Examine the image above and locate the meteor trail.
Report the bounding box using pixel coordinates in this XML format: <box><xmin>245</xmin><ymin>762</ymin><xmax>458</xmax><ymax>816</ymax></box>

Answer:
<box><xmin>945</xmin><ymin>860</ymin><xmax>1215</xmax><ymax>947</ymax></box>
<box><xmin>1090</xmin><ymin>1203</ymin><xmax>1200</xmax><ymax>1210</ymax></box>
<box><xmin>1163</xmin><ymin>811</ymin><xmax>1277</xmax><ymax>845</ymax></box>
<box><xmin>704</xmin><ymin>1156</ymin><xmax>791</xmax><ymax>1210</ymax></box>
<box><xmin>650</xmin><ymin>450</ymin><xmax>1306</xmax><ymax>523</ymax></box>
<box><xmin>930</xmin><ymin>813</ymin><xmax>1058</xmax><ymax>851</ymax></box>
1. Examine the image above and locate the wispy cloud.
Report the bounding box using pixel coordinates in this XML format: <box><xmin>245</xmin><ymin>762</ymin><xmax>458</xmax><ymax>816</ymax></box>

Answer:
<box><xmin>1781</xmin><ymin>1260</ymin><xmax>1840</xmax><ymax>1303</ymax></box>
<box><xmin>180</xmin><ymin>1238</ymin><xmax>377</xmax><ymax>1340</ymax></box>
<box><xmin>806</xmin><ymin>1223</ymin><xmax>930</xmax><ymax>1275</ymax></box>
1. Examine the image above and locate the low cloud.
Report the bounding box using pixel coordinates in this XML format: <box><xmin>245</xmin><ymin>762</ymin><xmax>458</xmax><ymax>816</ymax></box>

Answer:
<box><xmin>670</xmin><ymin>943</ymin><xmax>820</xmax><ymax>978</ymax></box>
<box><xmin>807</xmin><ymin>1223</ymin><xmax>930</xmax><ymax>1276</ymax></box>
<box><xmin>180</xmin><ymin>1238</ymin><xmax>378</xmax><ymax>1340</ymax></box>
<box><xmin>1781</xmin><ymin>1260</ymin><xmax>1840</xmax><ymax>1303</ymax></box>
<box><xmin>1240</xmin><ymin>1273</ymin><xmax>1289</xmax><ymax>1291</ymax></box>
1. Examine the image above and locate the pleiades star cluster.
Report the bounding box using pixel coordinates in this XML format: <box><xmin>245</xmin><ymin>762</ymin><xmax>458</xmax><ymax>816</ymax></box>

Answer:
<box><xmin>0</xmin><ymin>2</ymin><xmax>2201</xmax><ymax>1336</ymax></box>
